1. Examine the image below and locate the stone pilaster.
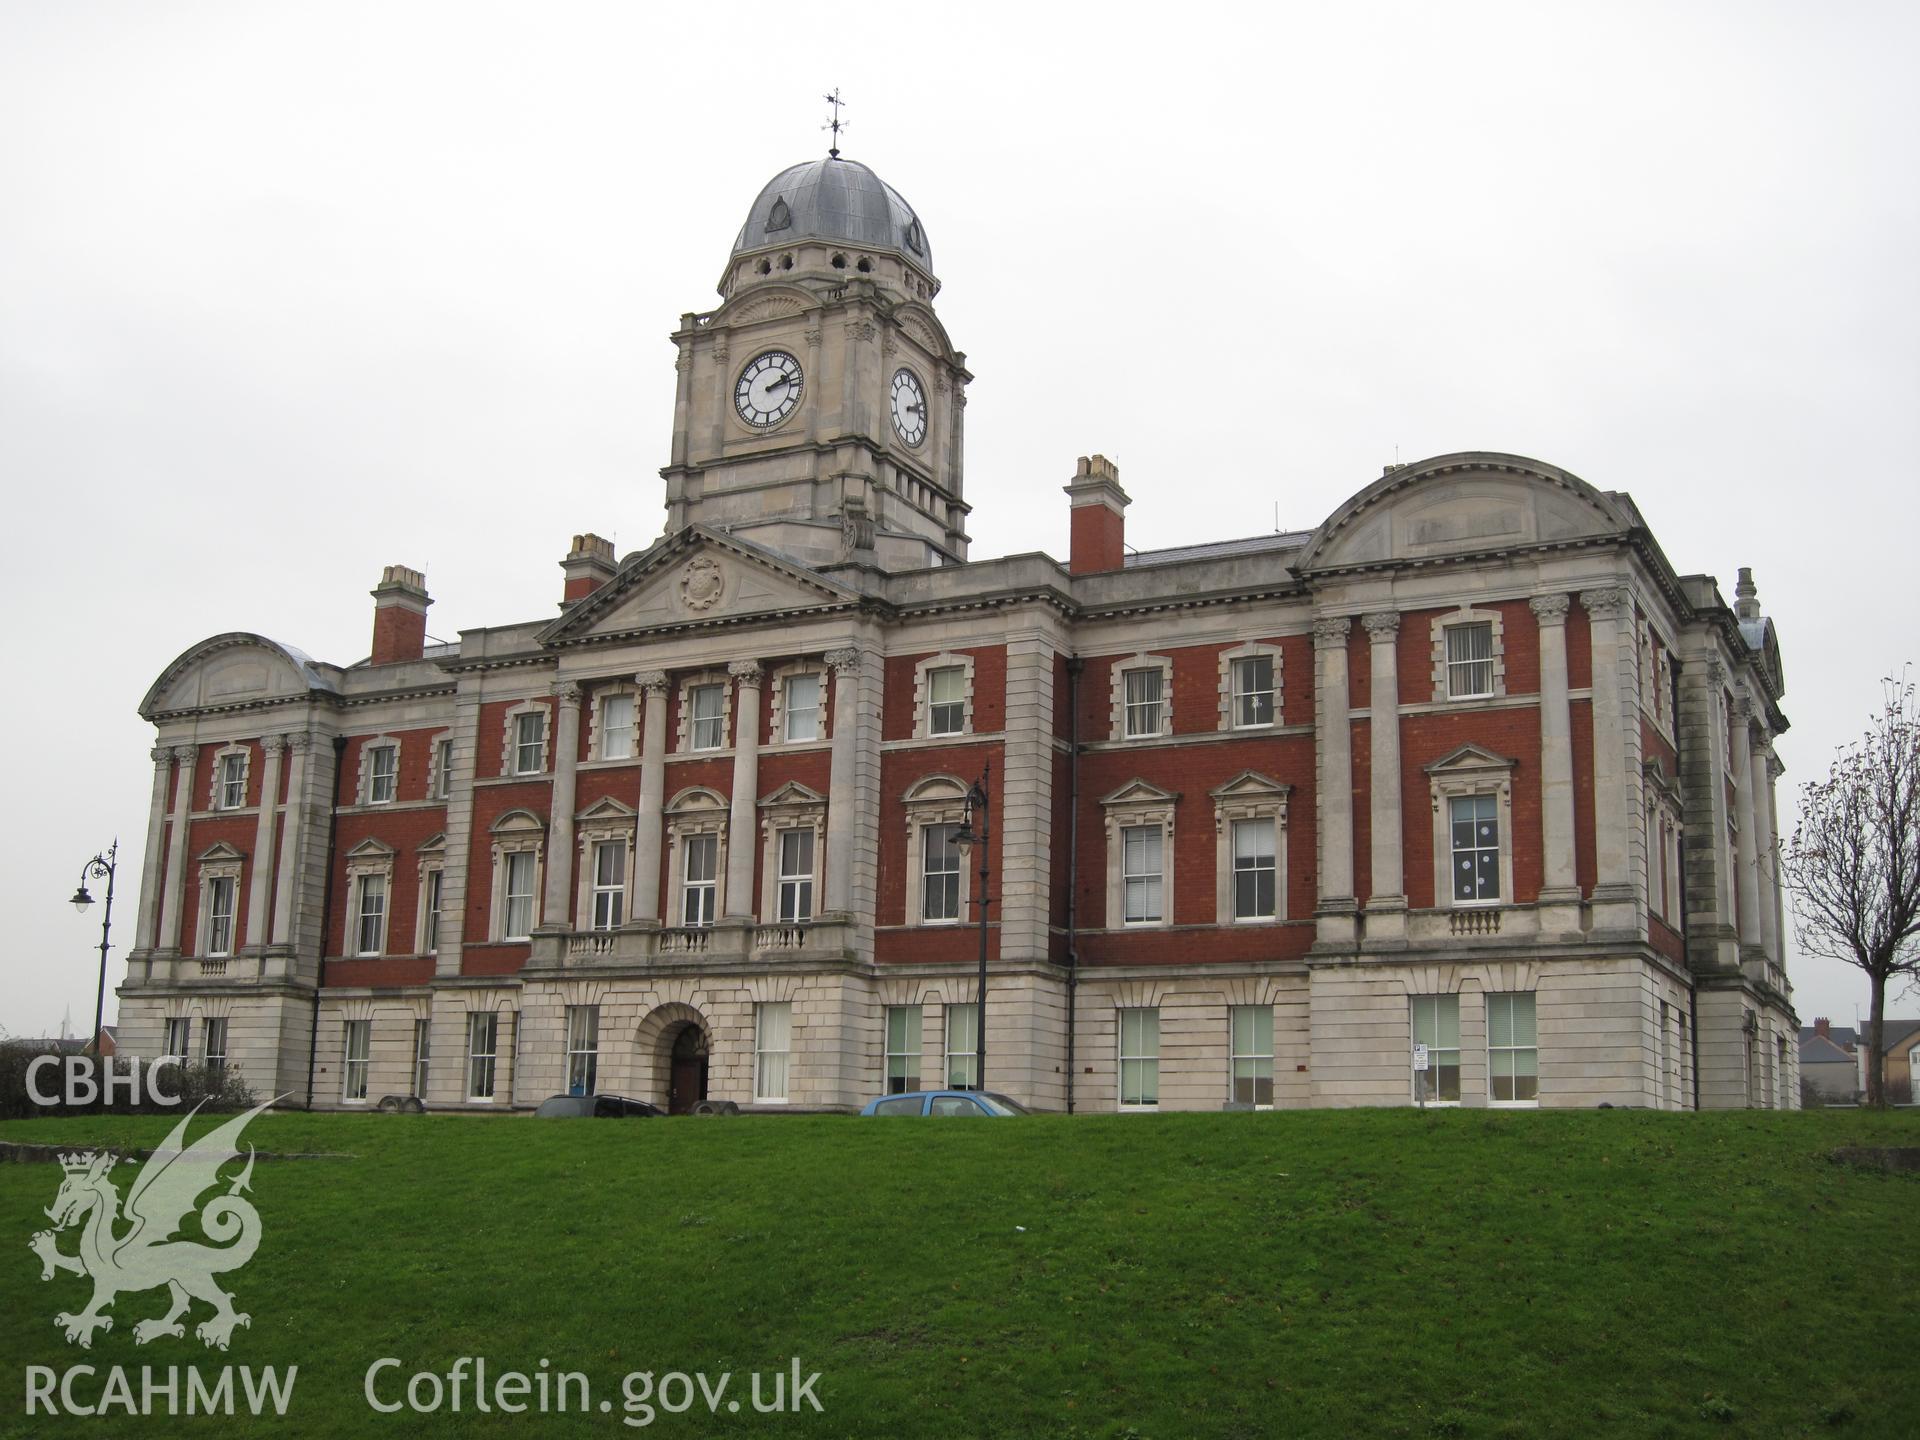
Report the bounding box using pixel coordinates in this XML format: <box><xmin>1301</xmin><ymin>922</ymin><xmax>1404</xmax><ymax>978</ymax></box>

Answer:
<box><xmin>1531</xmin><ymin>594</ymin><xmax>1582</xmax><ymax>929</ymax></box>
<box><xmin>134</xmin><ymin>746</ymin><xmax>174</xmax><ymax>955</ymax></box>
<box><xmin>1580</xmin><ymin>588</ymin><xmax>1638</xmax><ymax>928</ymax></box>
<box><xmin>632</xmin><ymin>672</ymin><xmax>669</xmax><ymax>926</ymax></box>
<box><xmin>725</xmin><ymin>660</ymin><xmax>763</xmax><ymax>919</ymax></box>
<box><xmin>245</xmin><ymin>736</ymin><xmax>286</xmax><ymax>949</ymax></box>
<box><xmin>1313</xmin><ymin>617</ymin><xmax>1357</xmax><ymax>945</ymax></box>
<box><xmin>1750</xmin><ymin>732</ymin><xmax>1779</xmax><ymax>965</ymax></box>
<box><xmin>270</xmin><ymin>735</ymin><xmax>309</xmax><ymax>947</ymax></box>
<box><xmin>1000</xmin><ymin>632</ymin><xmax>1058</xmax><ymax>961</ymax></box>
<box><xmin>1730</xmin><ymin>694</ymin><xmax>1761</xmax><ymax>950</ymax></box>
<box><xmin>823</xmin><ymin>649</ymin><xmax>862</xmax><ymax>915</ymax></box>
<box><xmin>1767</xmin><ymin>752</ymin><xmax>1788</xmax><ymax>970</ymax></box>
<box><xmin>432</xmin><ymin>702</ymin><xmax>481</xmax><ymax>977</ymax></box>
<box><xmin>1362</xmin><ymin>612</ymin><xmax>1405</xmax><ymax>943</ymax></box>
<box><xmin>540</xmin><ymin>681</ymin><xmax>583</xmax><ymax>930</ymax></box>
<box><xmin>158</xmin><ymin>743</ymin><xmax>197</xmax><ymax>953</ymax></box>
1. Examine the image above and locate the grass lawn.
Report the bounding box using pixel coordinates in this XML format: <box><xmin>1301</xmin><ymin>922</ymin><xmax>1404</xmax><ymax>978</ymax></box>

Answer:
<box><xmin>1</xmin><ymin>1106</ymin><xmax>1915</xmax><ymax>1438</ymax></box>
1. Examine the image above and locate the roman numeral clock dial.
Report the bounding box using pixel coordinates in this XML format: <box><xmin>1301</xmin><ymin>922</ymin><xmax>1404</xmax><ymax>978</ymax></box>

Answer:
<box><xmin>890</xmin><ymin>367</ymin><xmax>927</xmax><ymax>446</ymax></box>
<box><xmin>734</xmin><ymin>350</ymin><xmax>803</xmax><ymax>428</ymax></box>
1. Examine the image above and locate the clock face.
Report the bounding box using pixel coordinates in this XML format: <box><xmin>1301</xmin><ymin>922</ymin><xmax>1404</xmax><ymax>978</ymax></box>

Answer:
<box><xmin>735</xmin><ymin>351</ymin><xmax>803</xmax><ymax>428</ymax></box>
<box><xmin>890</xmin><ymin>367</ymin><xmax>928</xmax><ymax>446</ymax></box>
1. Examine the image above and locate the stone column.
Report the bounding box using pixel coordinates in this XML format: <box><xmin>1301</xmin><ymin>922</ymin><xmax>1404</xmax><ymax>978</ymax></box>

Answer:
<box><xmin>1580</xmin><ymin>588</ymin><xmax>1635</xmax><ymax>915</ymax></box>
<box><xmin>999</xmin><ymin>632</ymin><xmax>1058</xmax><ymax>960</ymax></box>
<box><xmin>1767</xmin><ymin>753</ymin><xmax>1788</xmax><ymax>964</ymax></box>
<box><xmin>158</xmin><ymin>743</ymin><xmax>198</xmax><ymax>953</ymax></box>
<box><xmin>244</xmin><ymin>736</ymin><xmax>286</xmax><ymax>949</ymax></box>
<box><xmin>632</xmin><ymin>672</ymin><xmax>669</xmax><ymax>925</ymax></box>
<box><xmin>725</xmin><ymin>661</ymin><xmax>764</xmax><ymax>919</ymax></box>
<box><xmin>1532</xmin><ymin>593</ymin><xmax>1582</xmax><ymax>912</ymax></box>
<box><xmin>1749</xmin><ymin>730</ymin><xmax>1779</xmax><ymax>964</ymax></box>
<box><xmin>134</xmin><ymin>746</ymin><xmax>175</xmax><ymax>952</ymax></box>
<box><xmin>1730</xmin><ymin>695</ymin><xmax>1761</xmax><ymax>949</ymax></box>
<box><xmin>824</xmin><ymin>648</ymin><xmax>862</xmax><ymax>915</ymax></box>
<box><xmin>541</xmin><ymin>681</ymin><xmax>584</xmax><ymax>930</ymax></box>
<box><xmin>1313</xmin><ymin>617</ymin><xmax>1356</xmax><ymax>943</ymax></box>
<box><xmin>1362</xmin><ymin>613</ymin><xmax>1405</xmax><ymax>940</ymax></box>
<box><xmin>271</xmin><ymin>735</ymin><xmax>311</xmax><ymax>947</ymax></box>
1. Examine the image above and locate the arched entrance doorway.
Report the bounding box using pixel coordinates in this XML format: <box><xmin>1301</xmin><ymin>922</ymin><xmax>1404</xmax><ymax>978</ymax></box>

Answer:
<box><xmin>667</xmin><ymin>1023</ymin><xmax>708</xmax><ymax>1115</ymax></box>
<box><xmin>635</xmin><ymin>1001</ymin><xmax>712</xmax><ymax>1114</ymax></box>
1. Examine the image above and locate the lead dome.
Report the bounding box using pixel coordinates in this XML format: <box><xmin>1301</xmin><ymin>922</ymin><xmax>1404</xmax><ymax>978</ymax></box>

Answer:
<box><xmin>731</xmin><ymin>157</ymin><xmax>931</xmax><ymax>272</ymax></box>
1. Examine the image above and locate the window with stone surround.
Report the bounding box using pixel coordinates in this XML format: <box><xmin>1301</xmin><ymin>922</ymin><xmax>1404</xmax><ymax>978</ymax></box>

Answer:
<box><xmin>754</xmin><ymin>1002</ymin><xmax>791</xmax><ymax>1102</ymax></box>
<box><xmin>1211</xmin><ymin>771</ymin><xmax>1290</xmax><ymax>923</ymax></box>
<box><xmin>1230</xmin><ymin>1005</ymin><xmax>1274</xmax><ymax>1108</ymax></box>
<box><xmin>364</xmin><ymin>741</ymin><xmax>398</xmax><ymax>805</ymax></box>
<box><xmin>1487</xmin><ymin>992</ymin><xmax>1539</xmax><ymax>1105</ymax></box>
<box><xmin>770</xmin><ymin>665</ymin><xmax>828</xmax><ymax>745</ymax></box>
<box><xmin>343</xmin><ymin>838</ymin><xmax>395</xmax><ymax>957</ymax></box>
<box><xmin>565</xmin><ymin>1005</ymin><xmax>599</xmax><ymax>1095</ymax></box>
<box><xmin>915</xmin><ymin>654</ymin><xmax>974</xmax><ymax>739</ymax></box>
<box><xmin>592</xmin><ymin>687</ymin><xmax>638</xmax><ymax>761</ymax></box>
<box><xmin>502</xmin><ymin>702</ymin><xmax>549</xmax><ymax>776</ymax></box>
<box><xmin>885</xmin><ymin>1006</ymin><xmax>922</xmax><ymax>1093</ymax></box>
<box><xmin>759</xmin><ymin>782</ymin><xmax>826</xmax><ymax>923</ymax></box>
<box><xmin>1430</xmin><ymin>607</ymin><xmax>1507</xmax><ymax>702</ymax></box>
<box><xmin>466</xmin><ymin>1012</ymin><xmax>498</xmax><ymax>1100</ymax></box>
<box><xmin>342</xmin><ymin>1019</ymin><xmax>370</xmax><ymax>1103</ymax></box>
<box><xmin>164</xmin><ymin>1016</ymin><xmax>191</xmax><ymax>1065</ymax></box>
<box><xmin>194</xmin><ymin>843</ymin><xmax>244</xmax><ymax>958</ymax></box>
<box><xmin>945</xmin><ymin>1002</ymin><xmax>979</xmax><ymax>1089</ymax></box>
<box><xmin>1100</xmin><ymin>780</ymin><xmax>1177</xmax><ymax>929</ymax></box>
<box><xmin>429</xmin><ymin>734</ymin><xmax>454</xmax><ymax>800</ymax></box>
<box><xmin>487</xmin><ymin>810</ymin><xmax>545</xmax><ymax>941</ymax></box>
<box><xmin>212</xmin><ymin>746</ymin><xmax>249</xmax><ymax>811</ymax></box>
<box><xmin>1110</xmin><ymin>654</ymin><xmax>1173</xmax><ymax>740</ymax></box>
<box><xmin>573</xmin><ymin>798</ymin><xmax>636</xmax><ymax>933</ymax></box>
<box><xmin>411</xmin><ymin>1018</ymin><xmax>430</xmax><ymax>1098</ymax></box>
<box><xmin>415</xmin><ymin>834</ymin><xmax>445</xmax><ymax>955</ymax></box>
<box><xmin>665</xmin><ymin>788</ymin><xmax>727</xmax><ymax>926</ymax></box>
<box><xmin>677</xmin><ymin>674</ymin><xmax>733</xmax><ymax>753</ymax></box>
<box><xmin>1410</xmin><ymin>994</ymin><xmax>1461</xmax><ymax>1104</ymax></box>
<box><xmin>202</xmin><ymin>1017</ymin><xmax>228</xmax><ymax>1081</ymax></box>
<box><xmin>904</xmin><ymin>776</ymin><xmax>972</xmax><ymax>926</ymax></box>
<box><xmin>1219</xmin><ymin>643</ymin><xmax>1283</xmax><ymax>730</ymax></box>
<box><xmin>1118</xmin><ymin>1007</ymin><xmax>1160</xmax><ymax>1109</ymax></box>
<box><xmin>1425</xmin><ymin>745</ymin><xmax>1516</xmax><ymax>909</ymax></box>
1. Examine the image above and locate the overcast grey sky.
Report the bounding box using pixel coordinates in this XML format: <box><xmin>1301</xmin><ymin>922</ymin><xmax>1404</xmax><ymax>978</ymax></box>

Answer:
<box><xmin>2</xmin><ymin>2</ymin><xmax>1915</xmax><ymax>1039</ymax></box>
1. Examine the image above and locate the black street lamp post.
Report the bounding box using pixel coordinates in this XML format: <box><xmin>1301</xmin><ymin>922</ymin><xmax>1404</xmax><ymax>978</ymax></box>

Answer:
<box><xmin>952</xmin><ymin>763</ymin><xmax>991</xmax><ymax>1091</ymax></box>
<box><xmin>69</xmin><ymin>840</ymin><xmax>119</xmax><ymax>1056</ymax></box>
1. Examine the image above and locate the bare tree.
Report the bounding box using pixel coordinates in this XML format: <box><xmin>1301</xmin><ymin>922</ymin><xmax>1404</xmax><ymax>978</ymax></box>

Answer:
<box><xmin>1784</xmin><ymin>677</ymin><xmax>1920</xmax><ymax>1106</ymax></box>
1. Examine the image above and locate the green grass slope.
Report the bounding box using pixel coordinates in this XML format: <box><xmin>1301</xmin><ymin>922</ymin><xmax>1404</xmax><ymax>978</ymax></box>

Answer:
<box><xmin>2</xmin><ymin>1108</ymin><xmax>1914</xmax><ymax>1438</ymax></box>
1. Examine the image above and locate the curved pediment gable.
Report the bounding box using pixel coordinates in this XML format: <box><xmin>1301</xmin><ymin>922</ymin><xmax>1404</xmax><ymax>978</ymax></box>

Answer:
<box><xmin>540</xmin><ymin>527</ymin><xmax>864</xmax><ymax>646</ymax></box>
<box><xmin>141</xmin><ymin>633</ymin><xmax>337</xmax><ymax>720</ymax></box>
<box><xmin>489</xmin><ymin>808</ymin><xmax>546</xmax><ymax>836</ymax></box>
<box><xmin>1295</xmin><ymin>454</ymin><xmax>1634</xmax><ymax>575</ymax></box>
<box><xmin>892</xmin><ymin>302</ymin><xmax>959</xmax><ymax>363</ymax></box>
<box><xmin>711</xmin><ymin>284</ymin><xmax>817</xmax><ymax>327</ymax></box>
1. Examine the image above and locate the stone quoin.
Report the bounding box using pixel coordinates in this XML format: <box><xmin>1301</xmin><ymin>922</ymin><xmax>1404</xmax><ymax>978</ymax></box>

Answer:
<box><xmin>116</xmin><ymin>154</ymin><xmax>1797</xmax><ymax>1113</ymax></box>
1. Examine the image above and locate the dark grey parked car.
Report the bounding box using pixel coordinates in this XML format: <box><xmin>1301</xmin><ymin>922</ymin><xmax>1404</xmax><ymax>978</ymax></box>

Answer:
<box><xmin>533</xmin><ymin>1093</ymin><xmax>665</xmax><ymax>1118</ymax></box>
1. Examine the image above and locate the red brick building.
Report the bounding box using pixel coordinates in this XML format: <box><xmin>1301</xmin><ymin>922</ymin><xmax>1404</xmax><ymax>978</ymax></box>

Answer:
<box><xmin>116</xmin><ymin>156</ymin><xmax>1798</xmax><ymax>1112</ymax></box>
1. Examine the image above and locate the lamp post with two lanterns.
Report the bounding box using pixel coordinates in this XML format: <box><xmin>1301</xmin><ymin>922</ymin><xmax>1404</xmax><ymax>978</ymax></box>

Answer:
<box><xmin>69</xmin><ymin>840</ymin><xmax>119</xmax><ymax>1055</ymax></box>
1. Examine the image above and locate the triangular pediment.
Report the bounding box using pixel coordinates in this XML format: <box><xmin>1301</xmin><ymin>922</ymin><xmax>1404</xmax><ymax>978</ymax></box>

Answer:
<box><xmin>540</xmin><ymin>527</ymin><xmax>863</xmax><ymax>646</ymax></box>
<box><xmin>760</xmin><ymin>780</ymin><xmax>826</xmax><ymax>809</ymax></box>
<box><xmin>576</xmin><ymin>797</ymin><xmax>636</xmax><ymax>823</ymax></box>
<box><xmin>1100</xmin><ymin>778</ymin><xmax>1180</xmax><ymax>808</ymax></box>
<box><xmin>1424</xmin><ymin>743</ymin><xmax>1517</xmax><ymax>776</ymax></box>
<box><xmin>197</xmin><ymin>841</ymin><xmax>246</xmax><ymax>863</ymax></box>
<box><xmin>345</xmin><ymin>837</ymin><xmax>397</xmax><ymax>860</ymax></box>
<box><xmin>416</xmin><ymin>832</ymin><xmax>447</xmax><ymax>854</ymax></box>
<box><xmin>1208</xmin><ymin>769</ymin><xmax>1292</xmax><ymax>802</ymax></box>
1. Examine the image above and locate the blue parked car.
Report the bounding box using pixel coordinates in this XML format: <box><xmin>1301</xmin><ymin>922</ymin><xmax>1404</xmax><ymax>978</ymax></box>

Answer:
<box><xmin>859</xmin><ymin>1090</ymin><xmax>1030</xmax><ymax>1116</ymax></box>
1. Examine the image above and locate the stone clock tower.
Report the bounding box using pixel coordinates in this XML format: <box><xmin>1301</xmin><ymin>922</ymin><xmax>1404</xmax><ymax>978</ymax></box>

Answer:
<box><xmin>659</xmin><ymin>156</ymin><xmax>973</xmax><ymax>573</ymax></box>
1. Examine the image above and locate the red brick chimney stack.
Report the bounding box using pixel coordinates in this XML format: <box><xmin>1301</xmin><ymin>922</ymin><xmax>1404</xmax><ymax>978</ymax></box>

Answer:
<box><xmin>1814</xmin><ymin>1017</ymin><xmax>1830</xmax><ymax>1039</ymax></box>
<box><xmin>1064</xmin><ymin>454</ymin><xmax>1130</xmax><ymax>576</ymax></box>
<box><xmin>561</xmin><ymin>533</ymin><xmax>618</xmax><ymax>605</ymax></box>
<box><xmin>369</xmin><ymin>565</ymin><xmax>431</xmax><ymax>666</ymax></box>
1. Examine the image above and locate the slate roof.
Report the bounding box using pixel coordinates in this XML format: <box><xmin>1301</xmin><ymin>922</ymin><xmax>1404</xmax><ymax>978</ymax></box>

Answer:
<box><xmin>1124</xmin><ymin>532</ymin><xmax>1313</xmax><ymax>569</ymax></box>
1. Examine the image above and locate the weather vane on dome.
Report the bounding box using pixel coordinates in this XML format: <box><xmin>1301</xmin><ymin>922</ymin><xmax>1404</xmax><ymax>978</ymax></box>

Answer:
<box><xmin>823</xmin><ymin>88</ymin><xmax>848</xmax><ymax>160</ymax></box>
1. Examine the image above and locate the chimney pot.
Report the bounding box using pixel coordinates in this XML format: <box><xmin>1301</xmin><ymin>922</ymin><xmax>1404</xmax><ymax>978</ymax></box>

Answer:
<box><xmin>1814</xmin><ymin>1017</ymin><xmax>1830</xmax><ymax>1038</ymax></box>
<box><xmin>1063</xmin><ymin>453</ymin><xmax>1130</xmax><ymax>576</ymax></box>
<box><xmin>369</xmin><ymin>565</ymin><xmax>431</xmax><ymax>665</ymax></box>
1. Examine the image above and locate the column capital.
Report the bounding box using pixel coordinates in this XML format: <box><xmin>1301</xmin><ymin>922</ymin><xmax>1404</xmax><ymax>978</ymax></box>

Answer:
<box><xmin>635</xmin><ymin>670</ymin><xmax>670</xmax><ymax>695</ymax></box>
<box><xmin>1704</xmin><ymin>654</ymin><xmax>1727</xmax><ymax>688</ymax></box>
<box><xmin>824</xmin><ymin>647</ymin><xmax>863</xmax><ymax>674</ymax></box>
<box><xmin>1312</xmin><ymin>616</ymin><xmax>1352</xmax><ymax>650</ymax></box>
<box><xmin>1361</xmin><ymin>612</ymin><xmax>1401</xmax><ymax>641</ymax></box>
<box><xmin>285</xmin><ymin>732</ymin><xmax>315</xmax><ymax>754</ymax></box>
<box><xmin>552</xmin><ymin>679</ymin><xmax>583</xmax><ymax>706</ymax></box>
<box><xmin>727</xmin><ymin>658</ymin><xmax>764</xmax><ymax>684</ymax></box>
<box><xmin>1529</xmin><ymin>592</ymin><xmax>1571</xmax><ymax>624</ymax></box>
<box><xmin>151</xmin><ymin>745</ymin><xmax>173</xmax><ymax>767</ymax></box>
<box><xmin>1766</xmin><ymin>753</ymin><xmax>1785</xmax><ymax>781</ymax></box>
<box><xmin>1579</xmin><ymin>586</ymin><xmax>1632</xmax><ymax>620</ymax></box>
<box><xmin>170</xmin><ymin>743</ymin><xmax>199</xmax><ymax>764</ymax></box>
<box><xmin>262</xmin><ymin>734</ymin><xmax>289</xmax><ymax>757</ymax></box>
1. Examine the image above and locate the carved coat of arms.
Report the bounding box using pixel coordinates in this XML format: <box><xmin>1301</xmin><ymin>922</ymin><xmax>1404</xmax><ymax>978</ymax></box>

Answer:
<box><xmin>681</xmin><ymin>558</ymin><xmax>726</xmax><ymax>612</ymax></box>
